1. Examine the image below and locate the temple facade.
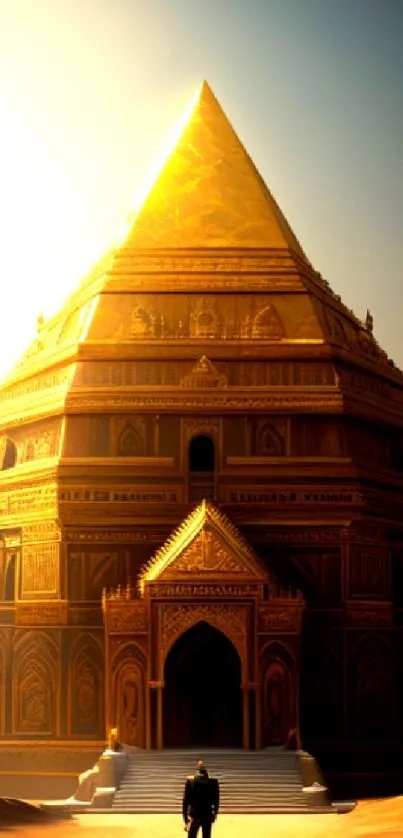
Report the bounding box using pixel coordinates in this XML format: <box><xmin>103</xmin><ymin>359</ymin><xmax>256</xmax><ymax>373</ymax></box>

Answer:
<box><xmin>1</xmin><ymin>82</ymin><xmax>403</xmax><ymax>789</ymax></box>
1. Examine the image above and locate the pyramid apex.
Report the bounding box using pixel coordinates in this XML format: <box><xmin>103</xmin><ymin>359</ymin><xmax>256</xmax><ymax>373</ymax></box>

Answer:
<box><xmin>125</xmin><ymin>81</ymin><xmax>309</xmax><ymax>256</ymax></box>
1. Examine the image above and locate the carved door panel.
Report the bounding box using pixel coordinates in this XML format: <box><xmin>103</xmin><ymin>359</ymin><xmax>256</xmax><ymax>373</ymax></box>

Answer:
<box><xmin>262</xmin><ymin>661</ymin><xmax>290</xmax><ymax>747</ymax></box>
<box><xmin>116</xmin><ymin>663</ymin><xmax>144</xmax><ymax>748</ymax></box>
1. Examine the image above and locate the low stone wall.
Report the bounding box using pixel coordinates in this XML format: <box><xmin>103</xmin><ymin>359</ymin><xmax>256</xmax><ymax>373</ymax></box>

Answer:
<box><xmin>0</xmin><ymin>744</ymin><xmax>103</xmax><ymax>801</ymax></box>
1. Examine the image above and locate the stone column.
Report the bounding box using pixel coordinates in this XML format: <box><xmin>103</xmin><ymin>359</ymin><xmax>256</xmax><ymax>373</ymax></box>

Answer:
<box><xmin>146</xmin><ymin>682</ymin><xmax>152</xmax><ymax>750</ymax></box>
<box><xmin>241</xmin><ymin>685</ymin><xmax>249</xmax><ymax>749</ymax></box>
<box><xmin>148</xmin><ymin>681</ymin><xmax>164</xmax><ymax>749</ymax></box>
<box><xmin>149</xmin><ymin>681</ymin><xmax>165</xmax><ymax>750</ymax></box>
<box><xmin>254</xmin><ymin>683</ymin><xmax>262</xmax><ymax>749</ymax></box>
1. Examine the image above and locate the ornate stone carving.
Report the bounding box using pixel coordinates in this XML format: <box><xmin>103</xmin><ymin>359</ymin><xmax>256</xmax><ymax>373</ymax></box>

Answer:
<box><xmin>147</xmin><ymin>582</ymin><xmax>259</xmax><ymax>598</ymax></box>
<box><xmin>60</xmin><ymin>488</ymin><xmax>181</xmax><ymax>504</ymax></box>
<box><xmin>346</xmin><ymin>605</ymin><xmax>392</xmax><ymax>627</ymax></box>
<box><xmin>184</xmin><ymin>417</ymin><xmax>220</xmax><ymax>443</ymax></box>
<box><xmin>158</xmin><ymin>603</ymin><xmax>248</xmax><ymax>668</ymax></box>
<box><xmin>130</xmin><ymin>305</ymin><xmax>159</xmax><ymax>338</ymax></box>
<box><xmin>262</xmin><ymin>659</ymin><xmax>290</xmax><ymax>746</ymax></box>
<box><xmin>65</xmin><ymin>528</ymin><xmax>166</xmax><ymax>543</ymax></box>
<box><xmin>21</xmin><ymin>543</ymin><xmax>59</xmax><ymax>597</ymax></box>
<box><xmin>263</xmin><ymin>528</ymin><xmax>343</xmax><ymax>544</ymax></box>
<box><xmin>115</xmin><ymin>662</ymin><xmax>144</xmax><ymax>747</ymax></box>
<box><xmin>253</xmin><ymin>420</ymin><xmax>286</xmax><ymax>456</ymax></box>
<box><xmin>259</xmin><ymin>606</ymin><xmax>301</xmax><ymax>633</ymax></box>
<box><xmin>162</xmin><ymin>531</ymin><xmax>248</xmax><ymax>576</ymax></box>
<box><xmin>252</xmin><ymin>304</ymin><xmax>284</xmax><ymax>339</ymax></box>
<box><xmin>72</xmin><ymin>359</ymin><xmax>337</xmax><ymax>388</ymax></box>
<box><xmin>13</xmin><ymin>632</ymin><xmax>58</xmax><ymax>734</ymax></box>
<box><xmin>69</xmin><ymin>392</ymin><xmax>343</xmax><ymax>412</ymax></box>
<box><xmin>107</xmin><ymin>602</ymin><xmax>147</xmax><ymax>633</ymax></box>
<box><xmin>113</xmin><ymin>416</ymin><xmax>146</xmax><ymax>457</ymax></box>
<box><xmin>190</xmin><ymin>299</ymin><xmax>220</xmax><ymax>338</ymax></box>
<box><xmin>16</xmin><ymin>602</ymin><xmax>68</xmax><ymax>625</ymax></box>
<box><xmin>223</xmin><ymin>488</ymin><xmax>361</xmax><ymax>504</ymax></box>
<box><xmin>20</xmin><ymin>429</ymin><xmax>57</xmax><ymax>462</ymax></box>
<box><xmin>180</xmin><ymin>356</ymin><xmax>227</xmax><ymax>389</ymax></box>
<box><xmin>69</xmin><ymin>634</ymin><xmax>103</xmax><ymax>735</ymax></box>
<box><xmin>23</xmin><ymin>522</ymin><xmax>61</xmax><ymax>543</ymax></box>
<box><xmin>0</xmin><ymin>367</ymin><xmax>74</xmax><ymax>404</ymax></box>
<box><xmin>0</xmin><ymin>485</ymin><xmax>57</xmax><ymax>518</ymax></box>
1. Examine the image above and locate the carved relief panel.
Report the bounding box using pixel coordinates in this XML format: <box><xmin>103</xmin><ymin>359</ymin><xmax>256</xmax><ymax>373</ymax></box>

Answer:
<box><xmin>12</xmin><ymin>419</ymin><xmax>62</xmax><ymax>465</ymax></box>
<box><xmin>260</xmin><ymin>641</ymin><xmax>296</xmax><ymax>747</ymax></box>
<box><xmin>157</xmin><ymin>603</ymin><xmax>249</xmax><ymax>682</ymax></box>
<box><xmin>87</xmin><ymin>293</ymin><xmax>322</xmax><ymax>342</ymax></box>
<box><xmin>21</xmin><ymin>543</ymin><xmax>59</xmax><ymax>599</ymax></box>
<box><xmin>12</xmin><ymin>631</ymin><xmax>59</xmax><ymax>735</ymax></box>
<box><xmin>68</xmin><ymin>633</ymin><xmax>104</xmax><ymax>736</ymax></box>
<box><xmin>73</xmin><ymin>360</ymin><xmax>336</xmax><ymax>389</ymax></box>
<box><xmin>111</xmin><ymin>642</ymin><xmax>146</xmax><ymax>748</ymax></box>
<box><xmin>111</xmin><ymin>416</ymin><xmax>148</xmax><ymax>457</ymax></box>
<box><xmin>249</xmin><ymin>418</ymin><xmax>289</xmax><ymax>456</ymax></box>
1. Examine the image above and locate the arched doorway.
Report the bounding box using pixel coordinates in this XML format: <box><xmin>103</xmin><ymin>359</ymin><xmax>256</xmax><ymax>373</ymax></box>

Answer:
<box><xmin>188</xmin><ymin>435</ymin><xmax>215</xmax><ymax>502</ymax></box>
<box><xmin>163</xmin><ymin>621</ymin><xmax>242</xmax><ymax>747</ymax></box>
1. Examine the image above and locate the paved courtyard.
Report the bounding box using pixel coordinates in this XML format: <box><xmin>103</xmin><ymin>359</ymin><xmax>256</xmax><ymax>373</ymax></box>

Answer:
<box><xmin>8</xmin><ymin>798</ymin><xmax>403</xmax><ymax>838</ymax></box>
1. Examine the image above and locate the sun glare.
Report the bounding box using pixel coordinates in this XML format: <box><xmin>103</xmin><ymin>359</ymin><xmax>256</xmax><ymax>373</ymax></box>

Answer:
<box><xmin>115</xmin><ymin>82</ymin><xmax>203</xmax><ymax>244</ymax></box>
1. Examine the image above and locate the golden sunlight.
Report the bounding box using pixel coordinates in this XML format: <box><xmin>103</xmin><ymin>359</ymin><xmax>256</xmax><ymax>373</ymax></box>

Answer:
<box><xmin>0</xmin><ymin>77</ymin><xmax>199</xmax><ymax>378</ymax></box>
<box><xmin>115</xmin><ymin>82</ymin><xmax>203</xmax><ymax>245</ymax></box>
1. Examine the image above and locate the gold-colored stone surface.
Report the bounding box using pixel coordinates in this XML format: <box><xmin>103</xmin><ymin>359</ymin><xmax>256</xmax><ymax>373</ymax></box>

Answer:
<box><xmin>138</xmin><ymin>499</ymin><xmax>270</xmax><ymax>593</ymax></box>
<box><xmin>126</xmin><ymin>82</ymin><xmax>308</xmax><ymax>253</ymax></box>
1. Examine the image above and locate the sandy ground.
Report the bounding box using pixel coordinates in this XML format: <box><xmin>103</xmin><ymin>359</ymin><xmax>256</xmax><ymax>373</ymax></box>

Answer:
<box><xmin>5</xmin><ymin>798</ymin><xmax>403</xmax><ymax>838</ymax></box>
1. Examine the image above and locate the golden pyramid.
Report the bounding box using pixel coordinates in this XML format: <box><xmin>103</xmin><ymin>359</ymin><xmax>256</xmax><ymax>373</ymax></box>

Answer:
<box><xmin>127</xmin><ymin>81</ymin><xmax>307</xmax><ymax>255</ymax></box>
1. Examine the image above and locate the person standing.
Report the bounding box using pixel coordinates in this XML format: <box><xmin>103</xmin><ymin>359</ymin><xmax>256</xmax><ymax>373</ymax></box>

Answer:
<box><xmin>182</xmin><ymin>760</ymin><xmax>220</xmax><ymax>838</ymax></box>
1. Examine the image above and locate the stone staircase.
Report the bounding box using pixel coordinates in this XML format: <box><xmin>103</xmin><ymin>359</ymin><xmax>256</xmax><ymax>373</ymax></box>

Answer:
<box><xmin>112</xmin><ymin>748</ymin><xmax>310</xmax><ymax>813</ymax></box>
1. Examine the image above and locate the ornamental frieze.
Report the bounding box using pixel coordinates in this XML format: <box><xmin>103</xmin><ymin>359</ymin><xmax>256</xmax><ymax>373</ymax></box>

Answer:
<box><xmin>67</xmin><ymin>392</ymin><xmax>343</xmax><ymax>412</ymax></box>
<box><xmin>64</xmin><ymin>529</ymin><xmax>166</xmax><ymax>543</ymax></box>
<box><xmin>60</xmin><ymin>489</ymin><xmax>181</xmax><ymax>503</ymax></box>
<box><xmin>147</xmin><ymin>583</ymin><xmax>260</xmax><ymax>598</ymax></box>
<box><xmin>346</xmin><ymin>605</ymin><xmax>393</xmax><ymax>627</ymax></box>
<box><xmin>73</xmin><ymin>360</ymin><xmax>336</xmax><ymax>389</ymax></box>
<box><xmin>158</xmin><ymin>602</ymin><xmax>249</xmax><ymax>666</ymax></box>
<box><xmin>108</xmin><ymin>274</ymin><xmax>301</xmax><ymax>292</ymax></box>
<box><xmin>106</xmin><ymin>603</ymin><xmax>147</xmax><ymax>633</ymax></box>
<box><xmin>16</xmin><ymin>602</ymin><xmax>68</xmax><ymax>626</ymax></box>
<box><xmin>0</xmin><ymin>367</ymin><xmax>74</xmax><ymax>403</ymax></box>
<box><xmin>256</xmin><ymin>528</ymin><xmax>343</xmax><ymax>544</ymax></box>
<box><xmin>0</xmin><ymin>485</ymin><xmax>58</xmax><ymax>517</ymax></box>
<box><xmin>223</xmin><ymin>489</ymin><xmax>362</xmax><ymax>505</ymax></box>
<box><xmin>109</xmin><ymin>254</ymin><xmax>297</xmax><ymax>274</ymax></box>
<box><xmin>23</xmin><ymin>522</ymin><xmax>61</xmax><ymax>543</ymax></box>
<box><xmin>259</xmin><ymin>607</ymin><xmax>301</xmax><ymax>633</ymax></box>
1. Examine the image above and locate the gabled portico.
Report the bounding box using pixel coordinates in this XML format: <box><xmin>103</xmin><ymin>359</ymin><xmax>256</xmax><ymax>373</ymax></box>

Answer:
<box><xmin>103</xmin><ymin>501</ymin><xmax>305</xmax><ymax>749</ymax></box>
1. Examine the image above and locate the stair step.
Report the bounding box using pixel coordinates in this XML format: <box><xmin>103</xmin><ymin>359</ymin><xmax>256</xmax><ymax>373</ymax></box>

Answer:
<box><xmin>111</xmin><ymin>748</ymin><xmax>308</xmax><ymax>814</ymax></box>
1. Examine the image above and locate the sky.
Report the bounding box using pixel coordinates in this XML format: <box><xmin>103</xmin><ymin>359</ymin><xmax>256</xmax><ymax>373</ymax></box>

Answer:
<box><xmin>0</xmin><ymin>0</ymin><xmax>402</xmax><ymax>377</ymax></box>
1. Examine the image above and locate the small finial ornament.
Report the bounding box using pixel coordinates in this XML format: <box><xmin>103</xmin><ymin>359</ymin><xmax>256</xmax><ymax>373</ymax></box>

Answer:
<box><xmin>365</xmin><ymin>309</ymin><xmax>374</xmax><ymax>334</ymax></box>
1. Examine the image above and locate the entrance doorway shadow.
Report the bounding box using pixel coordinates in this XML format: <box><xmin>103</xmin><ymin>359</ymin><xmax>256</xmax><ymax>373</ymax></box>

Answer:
<box><xmin>163</xmin><ymin>621</ymin><xmax>242</xmax><ymax>748</ymax></box>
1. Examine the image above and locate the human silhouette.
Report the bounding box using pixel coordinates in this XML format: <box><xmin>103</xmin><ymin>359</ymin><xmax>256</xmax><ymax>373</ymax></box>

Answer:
<box><xmin>182</xmin><ymin>760</ymin><xmax>220</xmax><ymax>838</ymax></box>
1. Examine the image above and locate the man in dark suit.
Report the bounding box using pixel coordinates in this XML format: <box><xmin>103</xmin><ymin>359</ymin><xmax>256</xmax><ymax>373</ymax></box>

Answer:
<box><xmin>182</xmin><ymin>760</ymin><xmax>220</xmax><ymax>838</ymax></box>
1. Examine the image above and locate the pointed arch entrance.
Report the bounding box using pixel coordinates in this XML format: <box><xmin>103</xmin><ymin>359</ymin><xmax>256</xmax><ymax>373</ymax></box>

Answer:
<box><xmin>163</xmin><ymin>620</ymin><xmax>242</xmax><ymax>747</ymax></box>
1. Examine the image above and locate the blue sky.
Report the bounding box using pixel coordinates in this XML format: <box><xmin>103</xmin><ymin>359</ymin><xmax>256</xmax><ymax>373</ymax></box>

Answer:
<box><xmin>1</xmin><ymin>0</ymin><xmax>402</xmax><ymax>373</ymax></box>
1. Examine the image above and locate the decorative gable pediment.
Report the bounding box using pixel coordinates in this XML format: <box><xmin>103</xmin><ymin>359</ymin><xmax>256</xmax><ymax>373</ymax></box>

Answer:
<box><xmin>138</xmin><ymin>500</ymin><xmax>270</xmax><ymax>594</ymax></box>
